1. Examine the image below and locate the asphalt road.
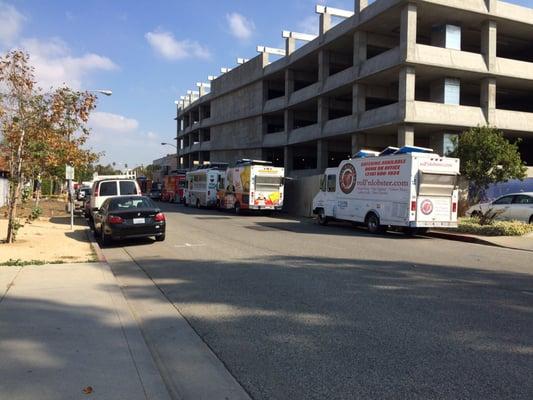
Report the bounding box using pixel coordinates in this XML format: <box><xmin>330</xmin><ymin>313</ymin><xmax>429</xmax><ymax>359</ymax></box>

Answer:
<box><xmin>103</xmin><ymin>203</ymin><xmax>533</xmax><ymax>400</ymax></box>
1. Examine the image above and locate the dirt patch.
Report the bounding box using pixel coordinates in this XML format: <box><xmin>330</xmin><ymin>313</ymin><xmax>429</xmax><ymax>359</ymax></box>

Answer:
<box><xmin>0</xmin><ymin>197</ymin><xmax>67</xmax><ymax>220</ymax></box>
<box><xmin>0</xmin><ymin>215</ymin><xmax>95</xmax><ymax>264</ymax></box>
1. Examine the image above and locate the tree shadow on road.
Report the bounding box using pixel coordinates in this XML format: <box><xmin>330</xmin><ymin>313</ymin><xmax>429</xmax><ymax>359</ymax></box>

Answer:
<box><xmin>105</xmin><ymin>253</ymin><xmax>533</xmax><ymax>400</ymax></box>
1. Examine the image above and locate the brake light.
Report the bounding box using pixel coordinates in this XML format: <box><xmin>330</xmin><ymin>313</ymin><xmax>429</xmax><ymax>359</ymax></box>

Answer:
<box><xmin>107</xmin><ymin>215</ymin><xmax>124</xmax><ymax>224</ymax></box>
<box><xmin>411</xmin><ymin>201</ymin><xmax>417</xmax><ymax>212</ymax></box>
<box><xmin>452</xmin><ymin>202</ymin><xmax>457</xmax><ymax>213</ymax></box>
<box><xmin>154</xmin><ymin>212</ymin><xmax>166</xmax><ymax>222</ymax></box>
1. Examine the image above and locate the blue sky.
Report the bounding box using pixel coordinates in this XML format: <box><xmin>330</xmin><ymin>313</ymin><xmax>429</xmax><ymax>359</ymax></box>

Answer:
<box><xmin>1</xmin><ymin>0</ymin><xmax>532</xmax><ymax>168</ymax></box>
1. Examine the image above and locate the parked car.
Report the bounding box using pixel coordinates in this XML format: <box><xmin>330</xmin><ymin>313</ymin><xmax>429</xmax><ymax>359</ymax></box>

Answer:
<box><xmin>149</xmin><ymin>189</ymin><xmax>162</xmax><ymax>201</ymax></box>
<box><xmin>89</xmin><ymin>179</ymin><xmax>141</xmax><ymax>222</ymax></box>
<box><xmin>93</xmin><ymin>196</ymin><xmax>166</xmax><ymax>245</ymax></box>
<box><xmin>466</xmin><ymin>192</ymin><xmax>533</xmax><ymax>224</ymax></box>
<box><xmin>75</xmin><ymin>186</ymin><xmax>91</xmax><ymax>214</ymax></box>
<box><xmin>83</xmin><ymin>195</ymin><xmax>92</xmax><ymax>218</ymax></box>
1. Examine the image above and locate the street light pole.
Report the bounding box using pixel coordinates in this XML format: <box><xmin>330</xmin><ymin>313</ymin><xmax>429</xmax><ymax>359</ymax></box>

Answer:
<box><xmin>68</xmin><ymin>89</ymin><xmax>112</xmax><ymax>230</ymax></box>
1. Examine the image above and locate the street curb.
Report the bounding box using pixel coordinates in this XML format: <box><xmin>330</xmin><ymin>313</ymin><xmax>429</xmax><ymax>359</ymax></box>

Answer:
<box><xmin>427</xmin><ymin>231</ymin><xmax>533</xmax><ymax>252</ymax></box>
<box><xmin>85</xmin><ymin>228</ymin><xmax>107</xmax><ymax>262</ymax></box>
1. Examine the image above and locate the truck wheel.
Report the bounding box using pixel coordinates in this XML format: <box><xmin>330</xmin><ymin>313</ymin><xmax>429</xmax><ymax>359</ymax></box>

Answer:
<box><xmin>366</xmin><ymin>213</ymin><xmax>384</xmax><ymax>234</ymax></box>
<box><xmin>234</xmin><ymin>202</ymin><xmax>241</xmax><ymax>215</ymax></box>
<box><xmin>317</xmin><ymin>210</ymin><xmax>329</xmax><ymax>226</ymax></box>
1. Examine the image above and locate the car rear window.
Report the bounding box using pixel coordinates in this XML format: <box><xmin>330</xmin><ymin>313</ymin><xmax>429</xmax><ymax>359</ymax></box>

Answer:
<box><xmin>120</xmin><ymin>181</ymin><xmax>137</xmax><ymax>195</ymax></box>
<box><xmin>109</xmin><ymin>197</ymin><xmax>154</xmax><ymax>210</ymax></box>
<box><xmin>100</xmin><ymin>182</ymin><xmax>117</xmax><ymax>196</ymax></box>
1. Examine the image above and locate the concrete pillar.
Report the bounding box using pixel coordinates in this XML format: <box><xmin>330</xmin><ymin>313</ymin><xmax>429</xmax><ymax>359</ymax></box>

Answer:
<box><xmin>399</xmin><ymin>66</ymin><xmax>416</xmax><ymax>120</ymax></box>
<box><xmin>317</xmin><ymin>139</ymin><xmax>329</xmax><ymax>170</ymax></box>
<box><xmin>352</xmin><ymin>83</ymin><xmax>366</xmax><ymax>128</ymax></box>
<box><xmin>319</xmin><ymin>50</ymin><xmax>330</xmax><ymax>83</ymax></box>
<box><xmin>198</xmin><ymin>151</ymin><xmax>204</xmax><ymax>165</ymax></box>
<box><xmin>319</xmin><ymin>13</ymin><xmax>332</xmax><ymax>35</ymax></box>
<box><xmin>285</xmin><ymin>69</ymin><xmax>294</xmax><ymax>98</ymax></box>
<box><xmin>398</xmin><ymin>125</ymin><xmax>414</xmax><ymax>147</ymax></box>
<box><xmin>318</xmin><ymin>97</ymin><xmax>329</xmax><ymax>127</ymax></box>
<box><xmin>353</xmin><ymin>31</ymin><xmax>367</xmax><ymax>68</ymax></box>
<box><xmin>286</xmin><ymin>37</ymin><xmax>296</xmax><ymax>56</ymax></box>
<box><xmin>351</xmin><ymin>132</ymin><xmax>366</xmax><ymax>155</ymax></box>
<box><xmin>284</xmin><ymin>146</ymin><xmax>293</xmax><ymax>173</ymax></box>
<box><xmin>400</xmin><ymin>2</ymin><xmax>417</xmax><ymax>62</ymax></box>
<box><xmin>481</xmin><ymin>20</ymin><xmax>497</xmax><ymax>71</ymax></box>
<box><xmin>284</xmin><ymin>109</ymin><xmax>294</xmax><ymax>132</ymax></box>
<box><xmin>188</xmin><ymin>155</ymin><xmax>193</xmax><ymax>169</ymax></box>
<box><xmin>485</xmin><ymin>0</ymin><xmax>496</xmax><ymax>13</ymax></box>
<box><xmin>481</xmin><ymin>77</ymin><xmax>497</xmax><ymax>124</ymax></box>
<box><xmin>355</xmin><ymin>0</ymin><xmax>368</xmax><ymax>13</ymax></box>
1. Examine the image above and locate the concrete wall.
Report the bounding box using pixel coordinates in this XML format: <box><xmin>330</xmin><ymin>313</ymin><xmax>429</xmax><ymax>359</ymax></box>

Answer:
<box><xmin>0</xmin><ymin>178</ymin><xmax>8</xmax><ymax>208</ymax></box>
<box><xmin>283</xmin><ymin>174</ymin><xmax>321</xmax><ymax>217</ymax></box>
<box><xmin>210</xmin><ymin>148</ymin><xmax>263</xmax><ymax>164</ymax></box>
<box><xmin>211</xmin><ymin>116</ymin><xmax>263</xmax><ymax>150</ymax></box>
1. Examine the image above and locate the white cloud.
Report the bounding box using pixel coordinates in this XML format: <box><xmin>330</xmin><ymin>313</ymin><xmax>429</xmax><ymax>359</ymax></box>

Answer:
<box><xmin>0</xmin><ymin>2</ymin><xmax>25</xmax><ymax>45</ymax></box>
<box><xmin>226</xmin><ymin>12</ymin><xmax>255</xmax><ymax>41</ymax></box>
<box><xmin>146</xmin><ymin>131</ymin><xmax>158</xmax><ymax>139</ymax></box>
<box><xmin>145</xmin><ymin>31</ymin><xmax>210</xmax><ymax>61</ymax></box>
<box><xmin>297</xmin><ymin>15</ymin><xmax>319</xmax><ymax>35</ymax></box>
<box><xmin>89</xmin><ymin>112</ymin><xmax>139</xmax><ymax>133</ymax></box>
<box><xmin>19</xmin><ymin>38</ymin><xmax>118</xmax><ymax>89</ymax></box>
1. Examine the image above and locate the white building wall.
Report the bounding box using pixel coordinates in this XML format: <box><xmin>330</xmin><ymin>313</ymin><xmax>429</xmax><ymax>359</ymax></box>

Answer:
<box><xmin>0</xmin><ymin>178</ymin><xmax>8</xmax><ymax>208</ymax></box>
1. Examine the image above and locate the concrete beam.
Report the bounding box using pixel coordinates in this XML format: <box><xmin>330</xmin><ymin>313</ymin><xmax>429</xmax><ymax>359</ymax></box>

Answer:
<box><xmin>315</xmin><ymin>5</ymin><xmax>354</xmax><ymax>19</ymax></box>
<box><xmin>257</xmin><ymin>46</ymin><xmax>287</xmax><ymax>57</ymax></box>
<box><xmin>282</xmin><ymin>31</ymin><xmax>318</xmax><ymax>55</ymax></box>
<box><xmin>220</xmin><ymin>67</ymin><xmax>232</xmax><ymax>73</ymax></box>
<box><xmin>208</xmin><ymin>75</ymin><xmax>217</xmax><ymax>81</ymax></box>
<box><xmin>236</xmin><ymin>58</ymin><xmax>249</xmax><ymax>64</ymax></box>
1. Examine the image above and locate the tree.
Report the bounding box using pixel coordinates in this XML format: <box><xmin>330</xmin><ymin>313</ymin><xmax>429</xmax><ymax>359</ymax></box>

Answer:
<box><xmin>0</xmin><ymin>50</ymin><xmax>99</xmax><ymax>242</ymax></box>
<box><xmin>449</xmin><ymin>126</ymin><xmax>527</xmax><ymax>203</ymax></box>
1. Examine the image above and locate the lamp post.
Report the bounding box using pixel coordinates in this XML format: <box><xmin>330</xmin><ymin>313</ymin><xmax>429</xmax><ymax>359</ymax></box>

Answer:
<box><xmin>161</xmin><ymin>142</ymin><xmax>177</xmax><ymax>149</ymax></box>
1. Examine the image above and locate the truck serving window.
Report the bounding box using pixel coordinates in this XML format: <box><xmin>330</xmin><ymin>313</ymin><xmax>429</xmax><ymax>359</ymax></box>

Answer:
<box><xmin>327</xmin><ymin>175</ymin><xmax>336</xmax><ymax>192</ymax></box>
<box><xmin>418</xmin><ymin>172</ymin><xmax>457</xmax><ymax>196</ymax></box>
<box><xmin>255</xmin><ymin>176</ymin><xmax>282</xmax><ymax>191</ymax></box>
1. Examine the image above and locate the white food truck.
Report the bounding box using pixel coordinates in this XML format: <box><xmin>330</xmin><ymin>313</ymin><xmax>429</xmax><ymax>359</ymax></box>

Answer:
<box><xmin>184</xmin><ymin>164</ymin><xmax>227</xmax><ymax>208</ymax></box>
<box><xmin>217</xmin><ymin>160</ymin><xmax>285</xmax><ymax>214</ymax></box>
<box><xmin>312</xmin><ymin>146</ymin><xmax>460</xmax><ymax>234</ymax></box>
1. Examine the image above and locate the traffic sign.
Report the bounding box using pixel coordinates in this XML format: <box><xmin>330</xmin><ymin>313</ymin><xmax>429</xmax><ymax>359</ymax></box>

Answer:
<box><xmin>65</xmin><ymin>165</ymin><xmax>75</xmax><ymax>180</ymax></box>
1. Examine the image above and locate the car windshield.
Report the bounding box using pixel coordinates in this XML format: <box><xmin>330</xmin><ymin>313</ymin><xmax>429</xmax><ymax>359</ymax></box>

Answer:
<box><xmin>109</xmin><ymin>197</ymin><xmax>154</xmax><ymax>210</ymax></box>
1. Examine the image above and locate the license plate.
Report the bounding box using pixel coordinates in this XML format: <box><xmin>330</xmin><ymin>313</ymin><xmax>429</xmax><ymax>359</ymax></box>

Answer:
<box><xmin>133</xmin><ymin>218</ymin><xmax>145</xmax><ymax>224</ymax></box>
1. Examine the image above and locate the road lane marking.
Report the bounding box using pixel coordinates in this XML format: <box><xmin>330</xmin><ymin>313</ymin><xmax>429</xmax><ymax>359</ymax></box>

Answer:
<box><xmin>174</xmin><ymin>243</ymin><xmax>206</xmax><ymax>248</ymax></box>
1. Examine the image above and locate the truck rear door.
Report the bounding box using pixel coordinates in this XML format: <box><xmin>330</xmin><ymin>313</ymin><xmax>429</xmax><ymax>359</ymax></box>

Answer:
<box><xmin>416</xmin><ymin>172</ymin><xmax>458</xmax><ymax>223</ymax></box>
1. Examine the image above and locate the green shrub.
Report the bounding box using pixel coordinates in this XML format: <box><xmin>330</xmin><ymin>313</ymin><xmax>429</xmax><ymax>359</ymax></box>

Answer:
<box><xmin>29</xmin><ymin>206</ymin><xmax>42</xmax><ymax>221</ymax></box>
<box><xmin>457</xmin><ymin>218</ymin><xmax>533</xmax><ymax>236</ymax></box>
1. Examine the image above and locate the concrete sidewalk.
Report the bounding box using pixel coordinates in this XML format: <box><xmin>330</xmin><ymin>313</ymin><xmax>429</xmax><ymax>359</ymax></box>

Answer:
<box><xmin>0</xmin><ymin>262</ymin><xmax>171</xmax><ymax>400</ymax></box>
<box><xmin>428</xmin><ymin>231</ymin><xmax>533</xmax><ymax>252</ymax></box>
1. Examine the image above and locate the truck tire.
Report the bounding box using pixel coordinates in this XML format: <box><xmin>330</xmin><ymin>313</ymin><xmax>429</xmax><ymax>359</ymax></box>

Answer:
<box><xmin>366</xmin><ymin>213</ymin><xmax>384</xmax><ymax>234</ymax></box>
<box><xmin>317</xmin><ymin>209</ymin><xmax>329</xmax><ymax>226</ymax></box>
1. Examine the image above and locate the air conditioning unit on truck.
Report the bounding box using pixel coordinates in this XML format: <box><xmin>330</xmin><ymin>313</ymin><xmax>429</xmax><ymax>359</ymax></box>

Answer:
<box><xmin>217</xmin><ymin>160</ymin><xmax>285</xmax><ymax>214</ymax></box>
<box><xmin>312</xmin><ymin>146</ymin><xmax>460</xmax><ymax>235</ymax></box>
